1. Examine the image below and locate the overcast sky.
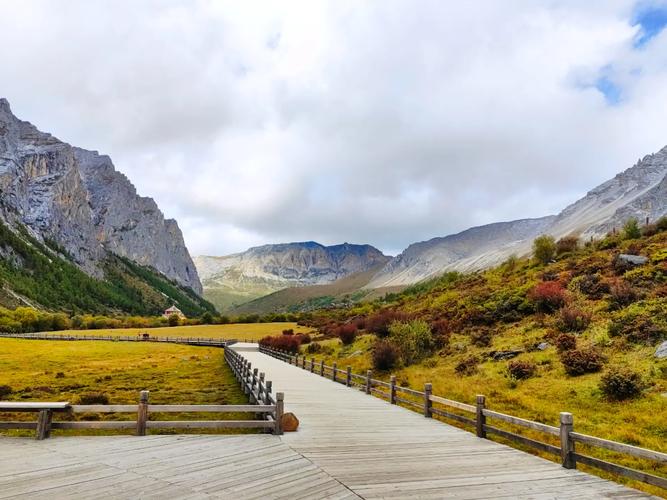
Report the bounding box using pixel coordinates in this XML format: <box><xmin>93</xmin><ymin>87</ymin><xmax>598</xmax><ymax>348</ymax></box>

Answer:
<box><xmin>2</xmin><ymin>1</ymin><xmax>667</xmax><ymax>256</ymax></box>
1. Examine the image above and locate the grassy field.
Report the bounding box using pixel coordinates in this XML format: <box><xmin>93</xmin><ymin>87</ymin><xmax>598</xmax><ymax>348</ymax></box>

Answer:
<box><xmin>0</xmin><ymin>338</ymin><xmax>253</xmax><ymax>436</ymax></box>
<box><xmin>301</xmin><ymin>333</ymin><xmax>667</xmax><ymax>496</ymax></box>
<box><xmin>39</xmin><ymin>322</ymin><xmax>313</xmax><ymax>341</ymax></box>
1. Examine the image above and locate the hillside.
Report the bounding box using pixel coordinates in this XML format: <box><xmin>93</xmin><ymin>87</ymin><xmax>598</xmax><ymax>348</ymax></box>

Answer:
<box><xmin>231</xmin><ymin>263</ymin><xmax>398</xmax><ymax>315</ymax></box>
<box><xmin>0</xmin><ymin>218</ymin><xmax>215</xmax><ymax>316</ymax></box>
<box><xmin>195</xmin><ymin>242</ymin><xmax>389</xmax><ymax>311</ymax></box>
<box><xmin>0</xmin><ymin>98</ymin><xmax>202</xmax><ymax>293</ymax></box>
<box><xmin>368</xmin><ymin>145</ymin><xmax>667</xmax><ymax>288</ymax></box>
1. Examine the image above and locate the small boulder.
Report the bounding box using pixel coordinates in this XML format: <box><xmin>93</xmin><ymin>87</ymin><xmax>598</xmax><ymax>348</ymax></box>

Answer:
<box><xmin>281</xmin><ymin>412</ymin><xmax>300</xmax><ymax>432</ymax></box>
<box><xmin>491</xmin><ymin>350</ymin><xmax>523</xmax><ymax>361</ymax></box>
<box><xmin>655</xmin><ymin>341</ymin><xmax>667</xmax><ymax>359</ymax></box>
<box><xmin>536</xmin><ymin>342</ymin><xmax>550</xmax><ymax>351</ymax></box>
<box><xmin>618</xmin><ymin>254</ymin><xmax>648</xmax><ymax>266</ymax></box>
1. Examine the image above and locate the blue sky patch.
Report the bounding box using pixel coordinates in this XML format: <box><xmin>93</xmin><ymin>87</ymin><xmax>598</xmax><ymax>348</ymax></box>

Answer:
<box><xmin>633</xmin><ymin>3</ymin><xmax>667</xmax><ymax>47</ymax></box>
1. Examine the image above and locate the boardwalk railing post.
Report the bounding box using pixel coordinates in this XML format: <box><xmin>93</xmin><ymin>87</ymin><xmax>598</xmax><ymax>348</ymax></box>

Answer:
<box><xmin>35</xmin><ymin>409</ymin><xmax>53</xmax><ymax>440</ymax></box>
<box><xmin>476</xmin><ymin>395</ymin><xmax>486</xmax><ymax>438</ymax></box>
<box><xmin>424</xmin><ymin>383</ymin><xmax>432</xmax><ymax>418</ymax></box>
<box><xmin>302</xmin><ymin>356</ymin><xmax>306</xmax><ymax>369</ymax></box>
<box><xmin>366</xmin><ymin>370</ymin><xmax>372</xmax><ymax>394</ymax></box>
<box><xmin>320</xmin><ymin>360</ymin><xmax>324</xmax><ymax>376</ymax></box>
<box><xmin>310</xmin><ymin>358</ymin><xmax>315</xmax><ymax>373</ymax></box>
<box><xmin>390</xmin><ymin>375</ymin><xmax>396</xmax><ymax>404</ymax></box>
<box><xmin>274</xmin><ymin>392</ymin><xmax>284</xmax><ymax>435</ymax></box>
<box><xmin>346</xmin><ymin>366</ymin><xmax>352</xmax><ymax>387</ymax></box>
<box><xmin>332</xmin><ymin>362</ymin><xmax>337</xmax><ymax>382</ymax></box>
<box><xmin>560</xmin><ymin>412</ymin><xmax>576</xmax><ymax>469</ymax></box>
<box><xmin>265</xmin><ymin>380</ymin><xmax>272</xmax><ymax>405</ymax></box>
<box><xmin>137</xmin><ymin>390</ymin><xmax>149</xmax><ymax>436</ymax></box>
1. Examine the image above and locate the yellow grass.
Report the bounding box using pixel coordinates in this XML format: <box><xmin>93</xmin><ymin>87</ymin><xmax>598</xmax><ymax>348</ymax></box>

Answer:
<box><xmin>0</xmin><ymin>338</ymin><xmax>254</xmax><ymax>436</ymax></box>
<box><xmin>39</xmin><ymin>322</ymin><xmax>313</xmax><ymax>341</ymax></box>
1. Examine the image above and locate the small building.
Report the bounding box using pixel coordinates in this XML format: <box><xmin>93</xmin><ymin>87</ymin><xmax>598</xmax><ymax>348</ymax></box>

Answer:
<box><xmin>162</xmin><ymin>305</ymin><xmax>186</xmax><ymax>319</ymax></box>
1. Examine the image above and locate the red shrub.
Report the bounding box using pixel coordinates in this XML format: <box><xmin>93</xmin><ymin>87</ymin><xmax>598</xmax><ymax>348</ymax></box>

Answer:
<box><xmin>555</xmin><ymin>333</ymin><xmax>577</xmax><ymax>353</ymax></box>
<box><xmin>372</xmin><ymin>340</ymin><xmax>399</xmax><ymax>370</ymax></box>
<box><xmin>429</xmin><ymin>319</ymin><xmax>453</xmax><ymax>348</ymax></box>
<box><xmin>259</xmin><ymin>335</ymin><xmax>301</xmax><ymax>354</ymax></box>
<box><xmin>337</xmin><ymin>323</ymin><xmax>357</xmax><ymax>345</ymax></box>
<box><xmin>295</xmin><ymin>333</ymin><xmax>312</xmax><ymax>344</ymax></box>
<box><xmin>556</xmin><ymin>306</ymin><xmax>591</xmax><ymax>332</ymax></box>
<box><xmin>366</xmin><ymin>310</ymin><xmax>410</xmax><ymax>337</ymax></box>
<box><xmin>507</xmin><ymin>360</ymin><xmax>537</xmax><ymax>380</ymax></box>
<box><xmin>282</xmin><ymin>329</ymin><xmax>294</xmax><ymax>336</ymax></box>
<box><xmin>528</xmin><ymin>281</ymin><xmax>566</xmax><ymax>313</ymax></box>
<box><xmin>560</xmin><ymin>348</ymin><xmax>605</xmax><ymax>376</ymax></box>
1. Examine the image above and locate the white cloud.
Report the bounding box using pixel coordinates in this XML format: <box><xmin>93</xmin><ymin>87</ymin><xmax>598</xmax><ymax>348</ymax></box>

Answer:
<box><xmin>1</xmin><ymin>0</ymin><xmax>666</xmax><ymax>256</ymax></box>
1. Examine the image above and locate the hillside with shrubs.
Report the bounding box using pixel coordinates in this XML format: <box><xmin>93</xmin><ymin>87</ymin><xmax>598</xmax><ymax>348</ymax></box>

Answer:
<box><xmin>260</xmin><ymin>217</ymin><xmax>667</xmax><ymax>489</ymax></box>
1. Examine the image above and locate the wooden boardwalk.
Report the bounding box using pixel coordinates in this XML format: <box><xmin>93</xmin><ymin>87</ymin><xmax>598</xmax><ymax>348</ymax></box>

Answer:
<box><xmin>0</xmin><ymin>343</ymin><xmax>655</xmax><ymax>499</ymax></box>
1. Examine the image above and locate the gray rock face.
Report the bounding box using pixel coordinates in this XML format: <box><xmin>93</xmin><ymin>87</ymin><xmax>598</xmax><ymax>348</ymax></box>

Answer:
<box><xmin>617</xmin><ymin>254</ymin><xmax>648</xmax><ymax>266</ymax></box>
<box><xmin>195</xmin><ymin>242</ymin><xmax>389</xmax><ymax>305</ymax></box>
<box><xmin>368</xmin><ymin>145</ymin><xmax>667</xmax><ymax>289</ymax></box>
<box><xmin>0</xmin><ymin>98</ymin><xmax>202</xmax><ymax>293</ymax></box>
<box><xmin>656</xmin><ymin>341</ymin><xmax>667</xmax><ymax>359</ymax></box>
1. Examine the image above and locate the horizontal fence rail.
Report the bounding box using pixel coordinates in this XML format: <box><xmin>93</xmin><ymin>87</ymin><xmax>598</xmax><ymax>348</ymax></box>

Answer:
<box><xmin>258</xmin><ymin>344</ymin><xmax>667</xmax><ymax>492</ymax></box>
<box><xmin>0</xmin><ymin>332</ymin><xmax>236</xmax><ymax>348</ymax></box>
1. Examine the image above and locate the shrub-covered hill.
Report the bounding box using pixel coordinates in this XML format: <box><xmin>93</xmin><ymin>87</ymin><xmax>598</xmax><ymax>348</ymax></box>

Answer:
<box><xmin>277</xmin><ymin>222</ymin><xmax>667</xmax><ymax>493</ymax></box>
<box><xmin>0</xmin><ymin>219</ymin><xmax>216</xmax><ymax>317</ymax></box>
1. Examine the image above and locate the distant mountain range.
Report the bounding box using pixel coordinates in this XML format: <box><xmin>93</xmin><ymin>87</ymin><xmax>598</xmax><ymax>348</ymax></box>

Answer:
<box><xmin>201</xmin><ymin>144</ymin><xmax>667</xmax><ymax>313</ymax></box>
<box><xmin>0</xmin><ymin>98</ymin><xmax>212</xmax><ymax>316</ymax></box>
<box><xmin>194</xmin><ymin>242</ymin><xmax>389</xmax><ymax>311</ymax></box>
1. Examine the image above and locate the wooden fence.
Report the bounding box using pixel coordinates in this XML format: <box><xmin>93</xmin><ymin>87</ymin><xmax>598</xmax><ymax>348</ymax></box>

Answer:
<box><xmin>0</xmin><ymin>347</ymin><xmax>283</xmax><ymax>439</ymax></box>
<box><xmin>0</xmin><ymin>332</ymin><xmax>235</xmax><ymax>347</ymax></box>
<box><xmin>258</xmin><ymin>344</ymin><xmax>667</xmax><ymax>491</ymax></box>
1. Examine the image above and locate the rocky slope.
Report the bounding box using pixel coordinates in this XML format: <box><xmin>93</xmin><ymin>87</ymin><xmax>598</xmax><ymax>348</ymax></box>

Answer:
<box><xmin>195</xmin><ymin>242</ymin><xmax>389</xmax><ymax>311</ymax></box>
<box><xmin>368</xmin><ymin>145</ymin><xmax>667</xmax><ymax>288</ymax></box>
<box><xmin>0</xmin><ymin>98</ymin><xmax>202</xmax><ymax>294</ymax></box>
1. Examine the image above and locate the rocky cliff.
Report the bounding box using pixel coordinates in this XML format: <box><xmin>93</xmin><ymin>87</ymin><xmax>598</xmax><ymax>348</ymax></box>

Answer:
<box><xmin>368</xmin><ymin>145</ymin><xmax>667</xmax><ymax>288</ymax></box>
<box><xmin>195</xmin><ymin>242</ymin><xmax>389</xmax><ymax>311</ymax></box>
<box><xmin>0</xmin><ymin>98</ymin><xmax>202</xmax><ymax>294</ymax></box>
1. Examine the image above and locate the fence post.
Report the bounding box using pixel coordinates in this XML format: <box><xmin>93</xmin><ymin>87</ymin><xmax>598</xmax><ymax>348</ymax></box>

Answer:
<box><xmin>320</xmin><ymin>360</ymin><xmax>324</xmax><ymax>376</ymax></box>
<box><xmin>390</xmin><ymin>375</ymin><xmax>396</xmax><ymax>404</ymax></box>
<box><xmin>366</xmin><ymin>370</ymin><xmax>372</xmax><ymax>394</ymax></box>
<box><xmin>274</xmin><ymin>392</ymin><xmax>284</xmax><ymax>435</ymax></box>
<box><xmin>346</xmin><ymin>366</ymin><xmax>352</xmax><ymax>387</ymax></box>
<box><xmin>294</xmin><ymin>354</ymin><xmax>298</xmax><ymax>366</ymax></box>
<box><xmin>424</xmin><ymin>383</ymin><xmax>432</xmax><ymax>418</ymax></box>
<box><xmin>560</xmin><ymin>412</ymin><xmax>576</xmax><ymax>469</ymax></box>
<box><xmin>332</xmin><ymin>362</ymin><xmax>337</xmax><ymax>382</ymax></box>
<box><xmin>35</xmin><ymin>409</ymin><xmax>53</xmax><ymax>440</ymax></box>
<box><xmin>265</xmin><ymin>380</ymin><xmax>272</xmax><ymax>405</ymax></box>
<box><xmin>137</xmin><ymin>390</ymin><xmax>149</xmax><ymax>436</ymax></box>
<box><xmin>302</xmin><ymin>356</ymin><xmax>306</xmax><ymax>369</ymax></box>
<box><xmin>310</xmin><ymin>358</ymin><xmax>315</xmax><ymax>373</ymax></box>
<box><xmin>476</xmin><ymin>395</ymin><xmax>486</xmax><ymax>438</ymax></box>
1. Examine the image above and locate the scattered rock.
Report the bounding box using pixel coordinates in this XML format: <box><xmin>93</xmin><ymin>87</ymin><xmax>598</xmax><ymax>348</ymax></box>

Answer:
<box><xmin>489</xmin><ymin>349</ymin><xmax>523</xmax><ymax>361</ymax></box>
<box><xmin>281</xmin><ymin>412</ymin><xmax>300</xmax><ymax>432</ymax></box>
<box><xmin>490</xmin><ymin>350</ymin><xmax>523</xmax><ymax>361</ymax></box>
<box><xmin>618</xmin><ymin>254</ymin><xmax>648</xmax><ymax>266</ymax></box>
<box><xmin>350</xmin><ymin>350</ymin><xmax>362</xmax><ymax>357</ymax></box>
<box><xmin>655</xmin><ymin>341</ymin><xmax>667</xmax><ymax>359</ymax></box>
<box><xmin>536</xmin><ymin>342</ymin><xmax>550</xmax><ymax>351</ymax></box>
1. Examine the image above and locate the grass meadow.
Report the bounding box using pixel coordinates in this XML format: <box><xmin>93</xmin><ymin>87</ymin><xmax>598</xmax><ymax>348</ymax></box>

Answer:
<box><xmin>39</xmin><ymin>322</ymin><xmax>313</xmax><ymax>342</ymax></box>
<box><xmin>0</xmin><ymin>338</ymin><xmax>255</xmax><ymax>436</ymax></box>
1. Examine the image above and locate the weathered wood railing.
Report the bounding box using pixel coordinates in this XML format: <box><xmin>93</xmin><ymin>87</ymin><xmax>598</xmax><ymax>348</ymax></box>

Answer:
<box><xmin>259</xmin><ymin>344</ymin><xmax>667</xmax><ymax>491</ymax></box>
<box><xmin>0</xmin><ymin>332</ymin><xmax>235</xmax><ymax>347</ymax></box>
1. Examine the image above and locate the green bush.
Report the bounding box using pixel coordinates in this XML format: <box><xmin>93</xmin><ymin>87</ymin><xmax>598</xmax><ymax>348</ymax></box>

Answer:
<box><xmin>388</xmin><ymin>320</ymin><xmax>435</xmax><ymax>365</ymax></box>
<box><xmin>599</xmin><ymin>367</ymin><xmax>644</xmax><ymax>400</ymax></box>
<box><xmin>623</xmin><ymin>218</ymin><xmax>641</xmax><ymax>239</ymax></box>
<box><xmin>533</xmin><ymin>235</ymin><xmax>556</xmax><ymax>265</ymax></box>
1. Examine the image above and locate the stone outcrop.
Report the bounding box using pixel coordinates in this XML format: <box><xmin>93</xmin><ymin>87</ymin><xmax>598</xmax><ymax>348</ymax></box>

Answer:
<box><xmin>0</xmin><ymin>98</ymin><xmax>202</xmax><ymax>293</ymax></box>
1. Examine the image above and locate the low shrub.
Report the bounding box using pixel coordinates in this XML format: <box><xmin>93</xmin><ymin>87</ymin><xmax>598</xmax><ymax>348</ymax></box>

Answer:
<box><xmin>295</xmin><ymin>333</ymin><xmax>312</xmax><ymax>344</ymax></box>
<box><xmin>608</xmin><ymin>280</ymin><xmax>637</xmax><ymax>309</ymax></box>
<box><xmin>55</xmin><ymin>372</ymin><xmax>65</xmax><ymax>379</ymax></box>
<box><xmin>455</xmin><ymin>355</ymin><xmax>479</xmax><ymax>376</ymax></box>
<box><xmin>533</xmin><ymin>235</ymin><xmax>556</xmax><ymax>265</ymax></box>
<box><xmin>305</xmin><ymin>342</ymin><xmax>322</xmax><ymax>354</ymax></box>
<box><xmin>470</xmin><ymin>328</ymin><xmax>492</xmax><ymax>347</ymax></box>
<box><xmin>78</xmin><ymin>393</ymin><xmax>109</xmax><ymax>405</ymax></box>
<box><xmin>506</xmin><ymin>360</ymin><xmax>537</xmax><ymax>380</ymax></box>
<box><xmin>259</xmin><ymin>334</ymin><xmax>301</xmax><ymax>354</ymax></box>
<box><xmin>560</xmin><ymin>348</ymin><xmax>605</xmax><ymax>376</ymax></box>
<box><xmin>608</xmin><ymin>301</ymin><xmax>666</xmax><ymax>344</ymax></box>
<box><xmin>366</xmin><ymin>310</ymin><xmax>411</xmax><ymax>337</ymax></box>
<box><xmin>568</xmin><ymin>273</ymin><xmax>609</xmax><ymax>299</ymax></box>
<box><xmin>337</xmin><ymin>324</ymin><xmax>358</xmax><ymax>345</ymax></box>
<box><xmin>388</xmin><ymin>320</ymin><xmax>435</xmax><ymax>365</ymax></box>
<box><xmin>282</xmin><ymin>329</ymin><xmax>294</xmax><ymax>336</ymax></box>
<box><xmin>528</xmin><ymin>281</ymin><xmax>566</xmax><ymax>313</ymax></box>
<box><xmin>429</xmin><ymin>319</ymin><xmax>453</xmax><ymax>348</ymax></box>
<box><xmin>556</xmin><ymin>305</ymin><xmax>591</xmax><ymax>332</ymax></box>
<box><xmin>372</xmin><ymin>340</ymin><xmax>400</xmax><ymax>371</ymax></box>
<box><xmin>599</xmin><ymin>367</ymin><xmax>645</xmax><ymax>400</ymax></box>
<box><xmin>555</xmin><ymin>333</ymin><xmax>577</xmax><ymax>353</ymax></box>
<box><xmin>0</xmin><ymin>385</ymin><xmax>12</xmax><ymax>398</ymax></box>
<box><xmin>556</xmin><ymin>236</ymin><xmax>579</xmax><ymax>255</ymax></box>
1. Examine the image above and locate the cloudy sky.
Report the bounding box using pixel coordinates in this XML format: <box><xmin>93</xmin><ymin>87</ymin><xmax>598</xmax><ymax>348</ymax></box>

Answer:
<box><xmin>2</xmin><ymin>1</ymin><xmax>667</xmax><ymax>256</ymax></box>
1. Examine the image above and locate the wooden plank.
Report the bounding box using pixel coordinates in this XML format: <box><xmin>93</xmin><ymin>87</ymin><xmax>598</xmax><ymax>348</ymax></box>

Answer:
<box><xmin>484</xmin><ymin>424</ymin><xmax>560</xmax><ymax>455</ymax></box>
<box><xmin>429</xmin><ymin>394</ymin><xmax>476</xmax><ymax>413</ymax></box>
<box><xmin>431</xmin><ymin>407</ymin><xmax>477</xmax><ymax>426</ymax></box>
<box><xmin>52</xmin><ymin>421</ymin><xmax>136</xmax><ymax>429</ymax></box>
<box><xmin>574</xmin><ymin>453</ymin><xmax>667</xmax><ymax>490</ymax></box>
<box><xmin>0</xmin><ymin>422</ymin><xmax>37</xmax><ymax>429</ymax></box>
<box><xmin>482</xmin><ymin>408</ymin><xmax>560</xmax><ymax>436</ymax></box>
<box><xmin>147</xmin><ymin>405</ymin><xmax>274</xmax><ymax>413</ymax></box>
<box><xmin>0</xmin><ymin>402</ymin><xmax>69</xmax><ymax>411</ymax></box>
<box><xmin>145</xmin><ymin>420</ymin><xmax>274</xmax><ymax>429</ymax></box>
<box><xmin>570</xmin><ymin>432</ymin><xmax>667</xmax><ymax>463</ymax></box>
<box><xmin>70</xmin><ymin>405</ymin><xmax>138</xmax><ymax>413</ymax></box>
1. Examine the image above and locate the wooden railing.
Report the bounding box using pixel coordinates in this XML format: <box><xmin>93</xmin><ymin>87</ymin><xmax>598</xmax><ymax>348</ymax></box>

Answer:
<box><xmin>258</xmin><ymin>344</ymin><xmax>667</xmax><ymax>491</ymax></box>
<box><xmin>0</xmin><ymin>332</ymin><xmax>235</xmax><ymax>347</ymax></box>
